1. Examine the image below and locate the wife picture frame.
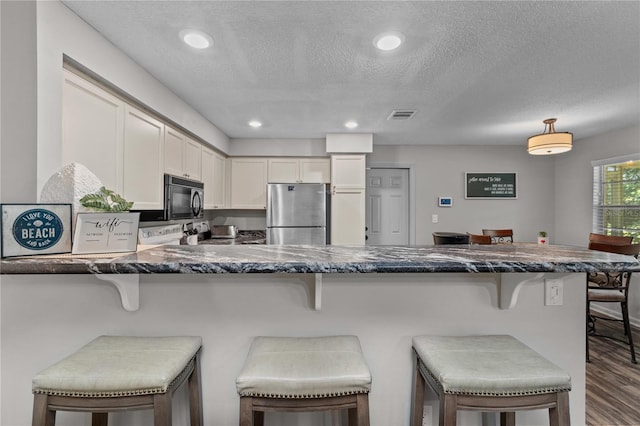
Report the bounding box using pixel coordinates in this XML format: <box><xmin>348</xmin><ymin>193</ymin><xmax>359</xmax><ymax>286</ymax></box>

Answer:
<box><xmin>72</xmin><ymin>212</ymin><xmax>140</xmax><ymax>255</ymax></box>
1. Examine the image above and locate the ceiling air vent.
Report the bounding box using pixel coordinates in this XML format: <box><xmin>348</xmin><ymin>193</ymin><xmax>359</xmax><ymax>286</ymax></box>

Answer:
<box><xmin>387</xmin><ymin>110</ymin><xmax>416</xmax><ymax>120</ymax></box>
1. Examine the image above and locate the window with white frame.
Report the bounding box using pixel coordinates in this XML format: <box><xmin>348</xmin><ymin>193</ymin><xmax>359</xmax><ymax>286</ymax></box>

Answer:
<box><xmin>592</xmin><ymin>154</ymin><xmax>640</xmax><ymax>243</ymax></box>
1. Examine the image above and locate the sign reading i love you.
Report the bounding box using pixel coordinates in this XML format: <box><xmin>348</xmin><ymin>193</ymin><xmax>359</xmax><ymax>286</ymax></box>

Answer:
<box><xmin>1</xmin><ymin>204</ymin><xmax>72</xmax><ymax>258</ymax></box>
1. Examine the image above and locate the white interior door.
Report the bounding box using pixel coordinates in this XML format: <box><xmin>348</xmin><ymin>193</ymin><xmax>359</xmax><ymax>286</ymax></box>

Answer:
<box><xmin>366</xmin><ymin>168</ymin><xmax>409</xmax><ymax>245</ymax></box>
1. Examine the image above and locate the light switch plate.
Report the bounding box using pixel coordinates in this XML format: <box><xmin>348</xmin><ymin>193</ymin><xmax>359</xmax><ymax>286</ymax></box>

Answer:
<box><xmin>431</xmin><ymin>214</ymin><xmax>438</xmax><ymax>223</ymax></box>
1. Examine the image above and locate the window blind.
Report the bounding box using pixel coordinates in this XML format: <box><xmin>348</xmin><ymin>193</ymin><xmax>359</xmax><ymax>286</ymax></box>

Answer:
<box><xmin>592</xmin><ymin>157</ymin><xmax>640</xmax><ymax>243</ymax></box>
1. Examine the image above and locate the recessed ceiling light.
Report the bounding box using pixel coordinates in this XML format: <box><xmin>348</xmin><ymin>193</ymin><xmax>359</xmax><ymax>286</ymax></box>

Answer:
<box><xmin>179</xmin><ymin>29</ymin><xmax>213</xmax><ymax>49</ymax></box>
<box><xmin>248</xmin><ymin>120</ymin><xmax>262</xmax><ymax>128</ymax></box>
<box><xmin>373</xmin><ymin>31</ymin><xmax>405</xmax><ymax>51</ymax></box>
<box><xmin>344</xmin><ymin>121</ymin><xmax>359</xmax><ymax>129</ymax></box>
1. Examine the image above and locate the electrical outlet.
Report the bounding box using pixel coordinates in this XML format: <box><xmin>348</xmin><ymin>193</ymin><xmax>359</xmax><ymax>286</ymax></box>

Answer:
<box><xmin>545</xmin><ymin>279</ymin><xmax>563</xmax><ymax>306</ymax></box>
<box><xmin>432</xmin><ymin>214</ymin><xmax>438</xmax><ymax>223</ymax></box>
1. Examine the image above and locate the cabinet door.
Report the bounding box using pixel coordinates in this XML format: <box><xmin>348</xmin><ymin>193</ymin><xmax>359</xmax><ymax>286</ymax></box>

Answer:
<box><xmin>268</xmin><ymin>158</ymin><xmax>299</xmax><ymax>182</ymax></box>
<box><xmin>123</xmin><ymin>106</ymin><xmax>164</xmax><ymax>209</ymax></box>
<box><xmin>331</xmin><ymin>155</ymin><xmax>366</xmax><ymax>189</ymax></box>
<box><xmin>331</xmin><ymin>189</ymin><xmax>365</xmax><ymax>245</ymax></box>
<box><xmin>230</xmin><ymin>158</ymin><xmax>268</xmax><ymax>209</ymax></box>
<box><xmin>300</xmin><ymin>158</ymin><xmax>331</xmax><ymax>183</ymax></box>
<box><xmin>212</xmin><ymin>151</ymin><xmax>227</xmax><ymax>208</ymax></box>
<box><xmin>163</xmin><ymin>127</ymin><xmax>185</xmax><ymax>177</ymax></box>
<box><xmin>183</xmin><ymin>137</ymin><xmax>202</xmax><ymax>181</ymax></box>
<box><xmin>202</xmin><ymin>147</ymin><xmax>226</xmax><ymax>209</ymax></box>
<box><xmin>62</xmin><ymin>70</ymin><xmax>124</xmax><ymax>192</ymax></box>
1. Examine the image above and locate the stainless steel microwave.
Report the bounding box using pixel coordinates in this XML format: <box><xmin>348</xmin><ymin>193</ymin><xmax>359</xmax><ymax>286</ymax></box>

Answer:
<box><xmin>164</xmin><ymin>174</ymin><xmax>204</xmax><ymax>220</ymax></box>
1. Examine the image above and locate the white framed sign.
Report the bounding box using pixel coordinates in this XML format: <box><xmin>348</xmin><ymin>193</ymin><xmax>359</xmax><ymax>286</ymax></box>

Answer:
<box><xmin>72</xmin><ymin>212</ymin><xmax>140</xmax><ymax>254</ymax></box>
<box><xmin>1</xmin><ymin>204</ymin><xmax>72</xmax><ymax>258</ymax></box>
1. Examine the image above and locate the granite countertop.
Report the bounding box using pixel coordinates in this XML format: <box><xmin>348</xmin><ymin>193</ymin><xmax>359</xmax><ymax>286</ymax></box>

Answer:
<box><xmin>1</xmin><ymin>243</ymin><xmax>639</xmax><ymax>275</ymax></box>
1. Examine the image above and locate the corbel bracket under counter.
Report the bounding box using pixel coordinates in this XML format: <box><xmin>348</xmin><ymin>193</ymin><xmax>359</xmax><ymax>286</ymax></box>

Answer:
<box><xmin>95</xmin><ymin>274</ymin><xmax>140</xmax><ymax>312</ymax></box>
<box><xmin>495</xmin><ymin>272</ymin><xmax>571</xmax><ymax>310</ymax></box>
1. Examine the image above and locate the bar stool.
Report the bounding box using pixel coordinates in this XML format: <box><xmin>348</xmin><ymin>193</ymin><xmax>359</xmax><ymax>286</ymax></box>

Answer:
<box><xmin>32</xmin><ymin>335</ymin><xmax>203</xmax><ymax>426</ymax></box>
<box><xmin>411</xmin><ymin>335</ymin><xmax>571</xmax><ymax>426</ymax></box>
<box><xmin>236</xmin><ymin>335</ymin><xmax>371</xmax><ymax>426</ymax></box>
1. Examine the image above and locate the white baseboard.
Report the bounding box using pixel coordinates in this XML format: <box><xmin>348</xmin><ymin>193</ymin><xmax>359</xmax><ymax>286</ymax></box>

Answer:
<box><xmin>591</xmin><ymin>305</ymin><xmax>640</xmax><ymax>329</ymax></box>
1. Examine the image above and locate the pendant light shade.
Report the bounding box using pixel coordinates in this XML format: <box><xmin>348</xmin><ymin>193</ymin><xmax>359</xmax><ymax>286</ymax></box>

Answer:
<box><xmin>527</xmin><ymin>118</ymin><xmax>573</xmax><ymax>155</ymax></box>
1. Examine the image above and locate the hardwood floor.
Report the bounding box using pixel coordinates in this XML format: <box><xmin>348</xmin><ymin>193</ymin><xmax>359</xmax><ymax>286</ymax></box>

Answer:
<box><xmin>586</xmin><ymin>315</ymin><xmax>640</xmax><ymax>425</ymax></box>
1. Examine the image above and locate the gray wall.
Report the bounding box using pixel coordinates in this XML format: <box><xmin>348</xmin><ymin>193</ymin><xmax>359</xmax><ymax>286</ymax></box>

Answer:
<box><xmin>368</xmin><ymin>145</ymin><xmax>556</xmax><ymax>245</ymax></box>
<box><xmin>0</xmin><ymin>0</ymin><xmax>37</xmax><ymax>202</ymax></box>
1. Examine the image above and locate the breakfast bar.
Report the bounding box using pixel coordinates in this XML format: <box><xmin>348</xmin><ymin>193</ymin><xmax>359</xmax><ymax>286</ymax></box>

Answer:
<box><xmin>1</xmin><ymin>243</ymin><xmax>638</xmax><ymax>426</ymax></box>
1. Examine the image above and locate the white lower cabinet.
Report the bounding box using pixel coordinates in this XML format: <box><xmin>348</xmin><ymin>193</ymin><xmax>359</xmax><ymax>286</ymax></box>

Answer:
<box><xmin>230</xmin><ymin>158</ymin><xmax>268</xmax><ymax>209</ymax></box>
<box><xmin>122</xmin><ymin>105</ymin><xmax>165</xmax><ymax>210</ymax></box>
<box><xmin>202</xmin><ymin>146</ymin><xmax>226</xmax><ymax>209</ymax></box>
<box><xmin>331</xmin><ymin>189</ymin><xmax>366</xmax><ymax>245</ymax></box>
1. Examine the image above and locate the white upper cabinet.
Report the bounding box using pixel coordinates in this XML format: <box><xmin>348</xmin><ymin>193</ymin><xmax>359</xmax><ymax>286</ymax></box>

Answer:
<box><xmin>331</xmin><ymin>154</ymin><xmax>366</xmax><ymax>189</ymax></box>
<box><xmin>123</xmin><ymin>105</ymin><xmax>165</xmax><ymax>210</ymax></box>
<box><xmin>268</xmin><ymin>158</ymin><xmax>330</xmax><ymax>183</ymax></box>
<box><xmin>230</xmin><ymin>158</ymin><xmax>268</xmax><ymax>209</ymax></box>
<box><xmin>61</xmin><ymin>69</ymin><xmax>124</xmax><ymax>192</ymax></box>
<box><xmin>164</xmin><ymin>127</ymin><xmax>202</xmax><ymax>181</ymax></box>
<box><xmin>202</xmin><ymin>146</ymin><xmax>226</xmax><ymax>209</ymax></box>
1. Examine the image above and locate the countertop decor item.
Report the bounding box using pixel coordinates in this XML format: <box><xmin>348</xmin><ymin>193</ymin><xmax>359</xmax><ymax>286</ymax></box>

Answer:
<box><xmin>538</xmin><ymin>231</ymin><xmax>549</xmax><ymax>245</ymax></box>
<box><xmin>79</xmin><ymin>187</ymin><xmax>134</xmax><ymax>212</ymax></box>
<box><xmin>1</xmin><ymin>204</ymin><xmax>72</xmax><ymax>258</ymax></box>
<box><xmin>73</xmin><ymin>187</ymin><xmax>139</xmax><ymax>254</ymax></box>
<box><xmin>527</xmin><ymin>118</ymin><xmax>573</xmax><ymax>155</ymax></box>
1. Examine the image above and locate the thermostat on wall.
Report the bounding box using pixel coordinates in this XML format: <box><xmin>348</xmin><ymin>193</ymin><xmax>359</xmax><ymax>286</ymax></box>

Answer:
<box><xmin>438</xmin><ymin>197</ymin><xmax>453</xmax><ymax>207</ymax></box>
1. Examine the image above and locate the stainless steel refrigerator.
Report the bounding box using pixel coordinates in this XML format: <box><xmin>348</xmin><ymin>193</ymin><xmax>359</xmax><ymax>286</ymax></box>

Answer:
<box><xmin>266</xmin><ymin>183</ymin><xmax>328</xmax><ymax>245</ymax></box>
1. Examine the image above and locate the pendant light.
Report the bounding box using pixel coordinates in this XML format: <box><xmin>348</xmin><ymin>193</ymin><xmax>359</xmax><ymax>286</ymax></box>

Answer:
<box><xmin>527</xmin><ymin>118</ymin><xmax>573</xmax><ymax>155</ymax></box>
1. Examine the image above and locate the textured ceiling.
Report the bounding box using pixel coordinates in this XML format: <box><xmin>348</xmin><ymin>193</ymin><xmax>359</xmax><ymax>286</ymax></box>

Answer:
<box><xmin>61</xmin><ymin>1</ymin><xmax>640</xmax><ymax>146</ymax></box>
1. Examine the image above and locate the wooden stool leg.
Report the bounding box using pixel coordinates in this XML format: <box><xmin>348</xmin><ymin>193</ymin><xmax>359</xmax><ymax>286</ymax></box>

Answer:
<box><xmin>32</xmin><ymin>394</ymin><xmax>55</xmax><ymax>426</ymax></box>
<box><xmin>153</xmin><ymin>392</ymin><xmax>173</xmax><ymax>426</ymax></box>
<box><xmin>92</xmin><ymin>413</ymin><xmax>108</xmax><ymax>426</ymax></box>
<box><xmin>353</xmin><ymin>393</ymin><xmax>370</xmax><ymax>426</ymax></box>
<box><xmin>411</xmin><ymin>358</ymin><xmax>425</xmax><ymax>426</ymax></box>
<box><xmin>239</xmin><ymin>396</ymin><xmax>253</xmax><ymax>426</ymax></box>
<box><xmin>188</xmin><ymin>354</ymin><xmax>204</xmax><ymax>426</ymax></box>
<box><xmin>549</xmin><ymin>391</ymin><xmax>571</xmax><ymax>426</ymax></box>
<box><xmin>440</xmin><ymin>394</ymin><xmax>457</xmax><ymax>426</ymax></box>
<box><xmin>500</xmin><ymin>412</ymin><xmax>515</xmax><ymax>426</ymax></box>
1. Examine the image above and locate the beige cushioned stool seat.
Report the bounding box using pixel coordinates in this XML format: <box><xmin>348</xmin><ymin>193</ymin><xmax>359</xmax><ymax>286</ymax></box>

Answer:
<box><xmin>412</xmin><ymin>335</ymin><xmax>571</xmax><ymax>396</ymax></box>
<box><xmin>32</xmin><ymin>335</ymin><xmax>203</xmax><ymax>426</ymax></box>
<box><xmin>411</xmin><ymin>334</ymin><xmax>571</xmax><ymax>426</ymax></box>
<box><xmin>237</xmin><ymin>335</ymin><xmax>372</xmax><ymax>426</ymax></box>
<box><xmin>237</xmin><ymin>335</ymin><xmax>371</xmax><ymax>398</ymax></box>
<box><xmin>33</xmin><ymin>335</ymin><xmax>202</xmax><ymax>397</ymax></box>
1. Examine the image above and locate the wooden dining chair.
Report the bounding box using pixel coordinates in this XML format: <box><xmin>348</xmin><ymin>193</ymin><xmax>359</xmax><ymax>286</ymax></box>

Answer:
<box><xmin>586</xmin><ymin>242</ymin><xmax>640</xmax><ymax>363</ymax></box>
<box><xmin>467</xmin><ymin>233</ymin><xmax>492</xmax><ymax>245</ymax></box>
<box><xmin>588</xmin><ymin>232</ymin><xmax>633</xmax><ymax>245</ymax></box>
<box><xmin>482</xmin><ymin>229</ymin><xmax>513</xmax><ymax>244</ymax></box>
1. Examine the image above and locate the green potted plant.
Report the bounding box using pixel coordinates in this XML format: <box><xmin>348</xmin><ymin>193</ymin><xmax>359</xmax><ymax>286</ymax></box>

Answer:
<box><xmin>79</xmin><ymin>187</ymin><xmax>134</xmax><ymax>212</ymax></box>
<box><xmin>538</xmin><ymin>231</ymin><xmax>548</xmax><ymax>245</ymax></box>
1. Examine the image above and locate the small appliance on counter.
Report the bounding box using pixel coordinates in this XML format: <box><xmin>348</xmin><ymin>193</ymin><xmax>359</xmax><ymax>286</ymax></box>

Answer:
<box><xmin>211</xmin><ymin>225</ymin><xmax>238</xmax><ymax>239</ymax></box>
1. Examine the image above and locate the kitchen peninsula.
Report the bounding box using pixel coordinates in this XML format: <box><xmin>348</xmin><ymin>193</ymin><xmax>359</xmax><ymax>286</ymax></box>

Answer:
<box><xmin>1</xmin><ymin>243</ymin><xmax>638</xmax><ymax>426</ymax></box>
